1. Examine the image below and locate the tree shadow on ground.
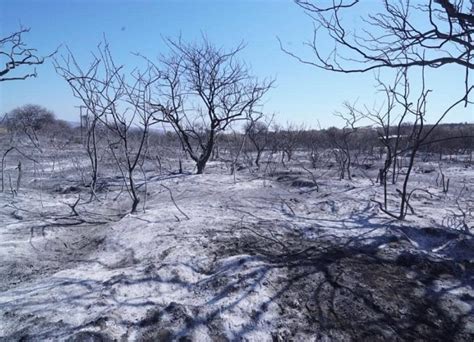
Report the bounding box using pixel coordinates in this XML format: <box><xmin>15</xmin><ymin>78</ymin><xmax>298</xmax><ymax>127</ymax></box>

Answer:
<box><xmin>2</xmin><ymin>210</ymin><xmax>473</xmax><ymax>341</ymax></box>
<box><xmin>114</xmin><ymin>211</ymin><xmax>473</xmax><ymax>341</ymax></box>
<box><xmin>186</xmin><ymin>213</ymin><xmax>473</xmax><ymax>341</ymax></box>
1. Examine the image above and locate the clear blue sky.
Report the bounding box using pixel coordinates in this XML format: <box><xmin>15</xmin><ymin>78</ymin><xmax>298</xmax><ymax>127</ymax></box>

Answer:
<box><xmin>0</xmin><ymin>0</ymin><xmax>472</xmax><ymax>128</ymax></box>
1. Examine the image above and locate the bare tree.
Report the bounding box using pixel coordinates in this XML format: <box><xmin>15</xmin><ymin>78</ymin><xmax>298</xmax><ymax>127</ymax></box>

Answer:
<box><xmin>365</xmin><ymin>67</ymin><xmax>473</xmax><ymax>219</ymax></box>
<box><xmin>228</xmin><ymin>127</ymin><xmax>248</xmax><ymax>177</ymax></box>
<box><xmin>244</xmin><ymin>113</ymin><xmax>274</xmax><ymax>168</ymax></box>
<box><xmin>359</xmin><ymin>71</ymin><xmax>409</xmax><ymax>208</ymax></box>
<box><xmin>1</xmin><ymin>27</ymin><xmax>52</xmax><ymax>82</ymax></box>
<box><xmin>54</xmin><ymin>46</ymin><xmax>113</xmax><ymax>199</ymax></box>
<box><xmin>105</xmin><ymin>68</ymin><xmax>158</xmax><ymax>213</ymax></box>
<box><xmin>303</xmin><ymin>130</ymin><xmax>323</xmax><ymax>169</ymax></box>
<box><xmin>55</xmin><ymin>42</ymin><xmax>159</xmax><ymax>212</ymax></box>
<box><xmin>325</xmin><ymin>104</ymin><xmax>360</xmax><ymax>180</ymax></box>
<box><xmin>285</xmin><ymin>0</ymin><xmax>473</xmax><ymax>220</ymax></box>
<box><xmin>150</xmin><ymin>37</ymin><xmax>273</xmax><ymax>174</ymax></box>
<box><xmin>279</xmin><ymin>123</ymin><xmax>305</xmax><ymax>164</ymax></box>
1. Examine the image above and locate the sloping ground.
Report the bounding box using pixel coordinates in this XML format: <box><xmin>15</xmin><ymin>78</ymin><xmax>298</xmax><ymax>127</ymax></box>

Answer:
<box><xmin>0</xmin><ymin>170</ymin><xmax>473</xmax><ymax>341</ymax></box>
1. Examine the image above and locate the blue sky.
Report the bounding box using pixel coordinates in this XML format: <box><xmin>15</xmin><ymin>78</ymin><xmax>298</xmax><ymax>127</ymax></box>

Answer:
<box><xmin>0</xmin><ymin>0</ymin><xmax>472</xmax><ymax>128</ymax></box>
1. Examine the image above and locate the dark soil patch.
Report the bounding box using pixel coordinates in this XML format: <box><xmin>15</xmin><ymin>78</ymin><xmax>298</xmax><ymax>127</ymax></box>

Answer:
<box><xmin>209</xmin><ymin>223</ymin><xmax>474</xmax><ymax>341</ymax></box>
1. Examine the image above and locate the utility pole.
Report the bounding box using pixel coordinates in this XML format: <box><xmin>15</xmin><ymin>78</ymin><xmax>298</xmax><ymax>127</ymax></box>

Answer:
<box><xmin>76</xmin><ymin>105</ymin><xmax>87</xmax><ymax>145</ymax></box>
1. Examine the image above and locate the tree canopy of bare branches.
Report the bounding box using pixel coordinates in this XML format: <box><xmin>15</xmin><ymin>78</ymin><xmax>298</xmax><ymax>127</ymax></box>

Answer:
<box><xmin>150</xmin><ymin>37</ymin><xmax>273</xmax><ymax>174</ymax></box>
<box><xmin>287</xmin><ymin>0</ymin><xmax>474</xmax><ymax>71</ymax></box>
<box><xmin>55</xmin><ymin>41</ymin><xmax>159</xmax><ymax>212</ymax></box>
<box><xmin>0</xmin><ymin>27</ymin><xmax>50</xmax><ymax>82</ymax></box>
<box><xmin>284</xmin><ymin>0</ymin><xmax>473</xmax><ymax>100</ymax></box>
<box><xmin>244</xmin><ymin>114</ymin><xmax>274</xmax><ymax>168</ymax></box>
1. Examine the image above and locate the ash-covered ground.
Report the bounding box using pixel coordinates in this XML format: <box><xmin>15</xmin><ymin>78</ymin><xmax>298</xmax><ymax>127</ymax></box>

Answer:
<box><xmin>1</xmin><ymin>148</ymin><xmax>473</xmax><ymax>341</ymax></box>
